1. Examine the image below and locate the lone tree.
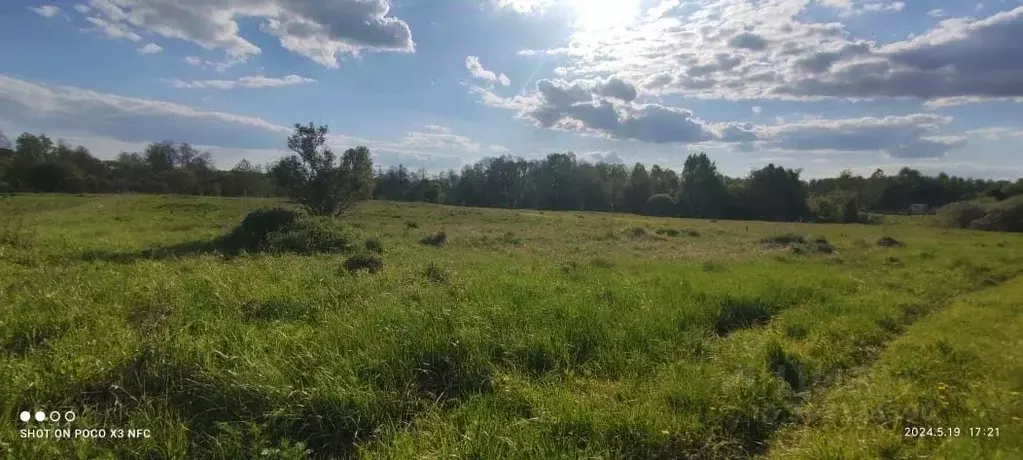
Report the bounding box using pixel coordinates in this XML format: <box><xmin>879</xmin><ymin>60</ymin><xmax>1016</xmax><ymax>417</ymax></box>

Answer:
<box><xmin>271</xmin><ymin>123</ymin><xmax>374</xmax><ymax>217</ymax></box>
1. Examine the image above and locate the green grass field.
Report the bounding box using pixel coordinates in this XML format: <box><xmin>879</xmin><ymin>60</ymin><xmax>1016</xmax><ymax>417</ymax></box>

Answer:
<box><xmin>1</xmin><ymin>194</ymin><xmax>1021</xmax><ymax>459</ymax></box>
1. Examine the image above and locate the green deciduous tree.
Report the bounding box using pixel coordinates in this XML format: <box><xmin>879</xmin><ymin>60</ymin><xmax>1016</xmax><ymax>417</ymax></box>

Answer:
<box><xmin>270</xmin><ymin>123</ymin><xmax>375</xmax><ymax>217</ymax></box>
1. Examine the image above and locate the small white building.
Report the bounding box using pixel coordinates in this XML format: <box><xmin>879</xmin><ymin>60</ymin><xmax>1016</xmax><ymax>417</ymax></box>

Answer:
<box><xmin>909</xmin><ymin>203</ymin><xmax>930</xmax><ymax>214</ymax></box>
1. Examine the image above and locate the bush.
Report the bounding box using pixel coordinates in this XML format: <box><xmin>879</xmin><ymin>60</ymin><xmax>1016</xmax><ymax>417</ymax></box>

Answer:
<box><xmin>808</xmin><ymin>236</ymin><xmax>835</xmax><ymax>253</ymax></box>
<box><xmin>655</xmin><ymin>228</ymin><xmax>681</xmax><ymax>237</ymax></box>
<box><xmin>225</xmin><ymin>208</ymin><xmax>299</xmax><ymax>250</ymax></box>
<box><xmin>935</xmin><ymin>201</ymin><xmax>988</xmax><ymax>229</ymax></box>
<box><xmin>686</xmin><ymin>229</ymin><xmax>702</xmax><ymax>237</ymax></box>
<box><xmin>877</xmin><ymin>236</ymin><xmax>905</xmax><ymax>248</ymax></box>
<box><xmin>365</xmin><ymin>237</ymin><xmax>384</xmax><ymax>254</ymax></box>
<box><xmin>983</xmin><ymin>195</ymin><xmax>1023</xmax><ymax>232</ymax></box>
<box><xmin>424</xmin><ymin>263</ymin><xmax>449</xmax><ymax>284</ymax></box>
<box><xmin>936</xmin><ymin>197</ymin><xmax>1023</xmax><ymax>232</ymax></box>
<box><xmin>761</xmin><ymin>233</ymin><xmax>806</xmax><ymax>245</ymax></box>
<box><xmin>269</xmin><ymin>123</ymin><xmax>374</xmax><ymax>217</ymax></box>
<box><xmin>222</xmin><ymin>208</ymin><xmax>356</xmax><ymax>254</ymax></box>
<box><xmin>628</xmin><ymin>226</ymin><xmax>648</xmax><ymax>238</ymax></box>
<box><xmin>646</xmin><ymin>193</ymin><xmax>676</xmax><ymax>216</ymax></box>
<box><xmin>421</xmin><ymin>231</ymin><xmax>448</xmax><ymax>246</ymax></box>
<box><xmin>343</xmin><ymin>252</ymin><xmax>384</xmax><ymax>274</ymax></box>
<box><xmin>405</xmin><ymin>220</ymin><xmax>419</xmax><ymax>230</ymax></box>
<box><xmin>809</xmin><ymin>192</ymin><xmax>862</xmax><ymax>223</ymax></box>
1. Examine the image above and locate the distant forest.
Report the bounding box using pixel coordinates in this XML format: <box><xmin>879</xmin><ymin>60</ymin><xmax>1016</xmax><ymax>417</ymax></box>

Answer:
<box><xmin>2</xmin><ymin>130</ymin><xmax>1022</xmax><ymax>223</ymax></box>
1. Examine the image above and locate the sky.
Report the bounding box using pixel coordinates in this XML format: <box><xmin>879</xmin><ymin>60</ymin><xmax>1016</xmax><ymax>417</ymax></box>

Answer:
<box><xmin>1</xmin><ymin>0</ymin><xmax>1022</xmax><ymax>179</ymax></box>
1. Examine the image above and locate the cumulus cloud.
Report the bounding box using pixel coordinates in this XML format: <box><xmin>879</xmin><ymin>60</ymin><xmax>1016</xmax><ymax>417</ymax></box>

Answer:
<box><xmin>475</xmin><ymin>78</ymin><xmax>716</xmax><ymax>144</ymax></box>
<box><xmin>75</xmin><ymin>0</ymin><xmax>414</xmax><ymax>67</ymax></box>
<box><xmin>138</xmin><ymin>43</ymin><xmax>162</xmax><ymax>54</ymax></box>
<box><xmin>509</xmin><ymin>1</ymin><xmax>1023</xmax><ymax>104</ymax></box>
<box><xmin>466</xmin><ymin>56</ymin><xmax>511</xmax><ymax>86</ymax></box>
<box><xmin>423</xmin><ymin>124</ymin><xmax>452</xmax><ymax>133</ymax></box>
<box><xmin>776</xmin><ymin>7</ymin><xmax>1023</xmax><ymax>102</ymax></box>
<box><xmin>0</xmin><ymin>74</ymin><xmax>289</xmax><ymax>149</ymax></box>
<box><xmin>183</xmin><ymin>56</ymin><xmax>202</xmax><ymax>66</ymax></box>
<box><xmin>168</xmin><ymin>75</ymin><xmax>317</xmax><ymax>90</ymax></box>
<box><xmin>582</xmin><ymin>151</ymin><xmax>624</xmax><ymax>164</ymax></box>
<box><xmin>472</xmin><ymin>77</ymin><xmax>965</xmax><ymax>158</ymax></box>
<box><xmin>29</xmin><ymin>5</ymin><xmax>62</xmax><ymax>18</ymax></box>
<box><xmin>74</xmin><ymin>4</ymin><xmax>91</xmax><ymax>14</ymax></box>
<box><xmin>85</xmin><ymin>15</ymin><xmax>142</xmax><ymax>42</ymax></box>
<box><xmin>758</xmin><ymin>114</ymin><xmax>963</xmax><ymax>158</ymax></box>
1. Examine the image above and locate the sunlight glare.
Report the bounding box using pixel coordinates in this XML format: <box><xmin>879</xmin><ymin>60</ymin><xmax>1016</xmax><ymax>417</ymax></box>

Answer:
<box><xmin>563</xmin><ymin>0</ymin><xmax>643</xmax><ymax>31</ymax></box>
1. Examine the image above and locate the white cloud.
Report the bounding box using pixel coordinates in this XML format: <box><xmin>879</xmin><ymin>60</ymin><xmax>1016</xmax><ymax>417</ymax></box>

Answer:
<box><xmin>466</xmin><ymin>56</ymin><xmax>511</xmax><ymax>86</ymax></box>
<box><xmin>0</xmin><ymin>74</ymin><xmax>289</xmax><ymax>149</ymax></box>
<box><xmin>508</xmin><ymin>2</ymin><xmax>1023</xmax><ymax>104</ymax></box>
<box><xmin>138</xmin><ymin>43</ymin><xmax>163</xmax><ymax>54</ymax></box>
<box><xmin>29</xmin><ymin>5</ymin><xmax>62</xmax><ymax>18</ymax></box>
<box><xmin>74</xmin><ymin>4</ymin><xmax>91</xmax><ymax>14</ymax></box>
<box><xmin>927</xmin><ymin>9</ymin><xmax>946</xmax><ymax>18</ymax></box>
<box><xmin>183</xmin><ymin>56</ymin><xmax>202</xmax><ymax>66</ymax></box>
<box><xmin>473</xmin><ymin>77</ymin><xmax>965</xmax><ymax>158</ymax></box>
<box><xmin>423</xmin><ymin>124</ymin><xmax>452</xmax><ymax>133</ymax></box>
<box><xmin>757</xmin><ymin>114</ymin><xmax>964</xmax><ymax>158</ymax></box>
<box><xmin>168</xmin><ymin>75</ymin><xmax>317</xmax><ymax>90</ymax></box>
<box><xmin>85</xmin><ymin>16</ymin><xmax>142</xmax><ymax>42</ymax></box>
<box><xmin>752</xmin><ymin>106</ymin><xmax>763</xmax><ymax>114</ymax></box>
<box><xmin>80</xmin><ymin>0</ymin><xmax>414</xmax><ymax>68</ymax></box>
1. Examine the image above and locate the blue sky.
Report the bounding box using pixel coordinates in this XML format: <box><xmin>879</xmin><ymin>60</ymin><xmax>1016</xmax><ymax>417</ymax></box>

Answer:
<box><xmin>1</xmin><ymin>0</ymin><xmax>1021</xmax><ymax>179</ymax></box>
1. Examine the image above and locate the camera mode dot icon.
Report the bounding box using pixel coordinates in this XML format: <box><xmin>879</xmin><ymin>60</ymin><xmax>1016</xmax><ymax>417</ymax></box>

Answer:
<box><xmin>19</xmin><ymin>411</ymin><xmax>31</xmax><ymax>422</ymax></box>
<box><xmin>35</xmin><ymin>411</ymin><xmax>46</xmax><ymax>422</ymax></box>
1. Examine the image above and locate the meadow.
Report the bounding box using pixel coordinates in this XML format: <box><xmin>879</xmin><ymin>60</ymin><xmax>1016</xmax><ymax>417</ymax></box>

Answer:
<box><xmin>1</xmin><ymin>194</ymin><xmax>1021</xmax><ymax>459</ymax></box>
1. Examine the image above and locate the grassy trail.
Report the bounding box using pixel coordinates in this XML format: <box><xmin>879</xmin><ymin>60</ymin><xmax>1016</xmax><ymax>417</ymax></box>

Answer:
<box><xmin>765</xmin><ymin>275</ymin><xmax>1023</xmax><ymax>459</ymax></box>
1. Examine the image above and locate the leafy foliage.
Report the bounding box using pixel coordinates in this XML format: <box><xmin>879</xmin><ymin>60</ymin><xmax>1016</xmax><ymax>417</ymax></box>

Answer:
<box><xmin>936</xmin><ymin>196</ymin><xmax>1023</xmax><ymax>233</ymax></box>
<box><xmin>270</xmin><ymin>123</ymin><xmax>374</xmax><ymax>217</ymax></box>
<box><xmin>222</xmin><ymin>208</ymin><xmax>357</xmax><ymax>254</ymax></box>
<box><xmin>2</xmin><ymin>128</ymin><xmax>1021</xmax><ymax>229</ymax></box>
<box><xmin>420</xmin><ymin>231</ymin><xmax>448</xmax><ymax>247</ymax></box>
<box><xmin>343</xmin><ymin>252</ymin><xmax>384</xmax><ymax>274</ymax></box>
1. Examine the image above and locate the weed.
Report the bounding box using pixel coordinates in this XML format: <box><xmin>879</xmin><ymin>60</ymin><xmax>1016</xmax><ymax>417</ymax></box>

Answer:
<box><xmin>421</xmin><ymin>231</ymin><xmax>448</xmax><ymax>247</ymax></box>
<box><xmin>425</xmin><ymin>263</ymin><xmax>450</xmax><ymax>284</ymax></box>
<box><xmin>343</xmin><ymin>252</ymin><xmax>384</xmax><ymax>274</ymax></box>
<box><xmin>877</xmin><ymin>236</ymin><xmax>906</xmax><ymax>248</ymax></box>
<box><xmin>761</xmin><ymin>233</ymin><xmax>806</xmax><ymax>245</ymax></box>
<box><xmin>364</xmin><ymin>237</ymin><xmax>384</xmax><ymax>254</ymax></box>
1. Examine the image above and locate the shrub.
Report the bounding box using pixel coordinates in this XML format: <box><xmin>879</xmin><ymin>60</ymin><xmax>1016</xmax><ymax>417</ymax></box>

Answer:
<box><xmin>421</xmin><ymin>231</ymin><xmax>448</xmax><ymax>246</ymax></box>
<box><xmin>364</xmin><ymin>237</ymin><xmax>384</xmax><ymax>254</ymax></box>
<box><xmin>935</xmin><ymin>196</ymin><xmax>1023</xmax><ymax>232</ymax></box>
<box><xmin>405</xmin><ymin>220</ymin><xmax>419</xmax><ymax>230</ymax></box>
<box><xmin>628</xmin><ymin>226</ymin><xmax>647</xmax><ymax>238</ymax></box>
<box><xmin>686</xmin><ymin>229</ymin><xmax>702</xmax><ymax>237</ymax></box>
<box><xmin>344</xmin><ymin>252</ymin><xmax>384</xmax><ymax>274</ymax></box>
<box><xmin>809</xmin><ymin>192</ymin><xmax>860</xmax><ymax>223</ymax></box>
<box><xmin>224</xmin><ymin>208</ymin><xmax>299</xmax><ymax>251</ymax></box>
<box><xmin>646</xmin><ymin>193</ymin><xmax>676</xmax><ymax>216</ymax></box>
<box><xmin>424</xmin><ymin>263</ymin><xmax>449</xmax><ymax>284</ymax></box>
<box><xmin>808</xmin><ymin>236</ymin><xmax>835</xmax><ymax>254</ymax></box>
<box><xmin>790</xmin><ymin>236</ymin><xmax>834</xmax><ymax>255</ymax></box>
<box><xmin>761</xmin><ymin>233</ymin><xmax>805</xmax><ymax>245</ymax></box>
<box><xmin>935</xmin><ymin>201</ymin><xmax>988</xmax><ymax>229</ymax></box>
<box><xmin>655</xmin><ymin>228</ymin><xmax>681</xmax><ymax>237</ymax></box>
<box><xmin>222</xmin><ymin>208</ymin><xmax>356</xmax><ymax>254</ymax></box>
<box><xmin>877</xmin><ymin>236</ymin><xmax>905</xmax><ymax>247</ymax></box>
<box><xmin>983</xmin><ymin>195</ymin><xmax>1023</xmax><ymax>232</ymax></box>
<box><xmin>269</xmin><ymin>123</ymin><xmax>374</xmax><ymax>217</ymax></box>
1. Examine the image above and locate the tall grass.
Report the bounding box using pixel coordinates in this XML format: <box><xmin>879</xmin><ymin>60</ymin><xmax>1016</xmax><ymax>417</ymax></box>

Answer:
<box><xmin>1</xmin><ymin>194</ymin><xmax>1021</xmax><ymax>459</ymax></box>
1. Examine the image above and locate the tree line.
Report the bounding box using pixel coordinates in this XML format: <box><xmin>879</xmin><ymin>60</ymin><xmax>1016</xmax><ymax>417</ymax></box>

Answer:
<box><xmin>2</xmin><ymin>127</ymin><xmax>1021</xmax><ymax>223</ymax></box>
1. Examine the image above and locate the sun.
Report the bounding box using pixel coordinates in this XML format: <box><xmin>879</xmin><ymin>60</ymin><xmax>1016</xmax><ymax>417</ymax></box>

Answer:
<box><xmin>562</xmin><ymin>0</ymin><xmax>643</xmax><ymax>31</ymax></box>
